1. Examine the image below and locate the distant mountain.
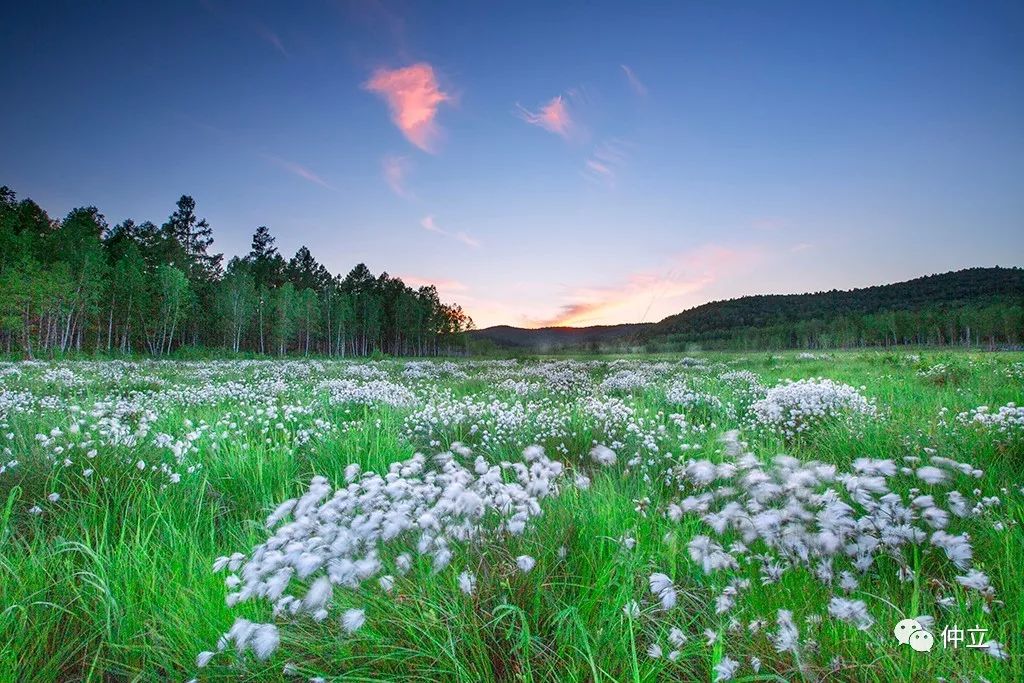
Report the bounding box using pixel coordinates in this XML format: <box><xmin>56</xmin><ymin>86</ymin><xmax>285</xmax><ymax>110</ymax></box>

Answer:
<box><xmin>470</xmin><ymin>323</ymin><xmax>652</xmax><ymax>350</ymax></box>
<box><xmin>469</xmin><ymin>267</ymin><xmax>1024</xmax><ymax>351</ymax></box>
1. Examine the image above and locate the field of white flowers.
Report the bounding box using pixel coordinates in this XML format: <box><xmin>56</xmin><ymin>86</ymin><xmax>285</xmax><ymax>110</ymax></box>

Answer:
<box><xmin>1</xmin><ymin>352</ymin><xmax>1022</xmax><ymax>681</ymax></box>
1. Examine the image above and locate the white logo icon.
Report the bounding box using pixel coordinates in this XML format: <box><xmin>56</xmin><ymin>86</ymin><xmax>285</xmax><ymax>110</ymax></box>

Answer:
<box><xmin>894</xmin><ymin>618</ymin><xmax>933</xmax><ymax>652</ymax></box>
<box><xmin>909</xmin><ymin>630</ymin><xmax>934</xmax><ymax>652</ymax></box>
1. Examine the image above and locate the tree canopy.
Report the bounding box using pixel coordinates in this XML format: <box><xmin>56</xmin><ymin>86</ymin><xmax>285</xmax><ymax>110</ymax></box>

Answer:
<box><xmin>0</xmin><ymin>186</ymin><xmax>473</xmax><ymax>357</ymax></box>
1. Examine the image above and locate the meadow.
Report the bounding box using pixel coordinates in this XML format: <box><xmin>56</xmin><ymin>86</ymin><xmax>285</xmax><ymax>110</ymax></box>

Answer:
<box><xmin>0</xmin><ymin>351</ymin><xmax>1022</xmax><ymax>682</ymax></box>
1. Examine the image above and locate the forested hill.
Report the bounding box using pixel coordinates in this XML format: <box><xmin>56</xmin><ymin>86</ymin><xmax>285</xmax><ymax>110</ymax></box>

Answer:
<box><xmin>470</xmin><ymin>268</ymin><xmax>1024</xmax><ymax>352</ymax></box>
<box><xmin>642</xmin><ymin>267</ymin><xmax>1023</xmax><ymax>349</ymax></box>
<box><xmin>0</xmin><ymin>186</ymin><xmax>473</xmax><ymax>357</ymax></box>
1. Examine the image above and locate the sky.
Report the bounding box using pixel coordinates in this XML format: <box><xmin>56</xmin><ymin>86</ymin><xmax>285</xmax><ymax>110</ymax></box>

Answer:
<box><xmin>2</xmin><ymin>1</ymin><xmax>1023</xmax><ymax>329</ymax></box>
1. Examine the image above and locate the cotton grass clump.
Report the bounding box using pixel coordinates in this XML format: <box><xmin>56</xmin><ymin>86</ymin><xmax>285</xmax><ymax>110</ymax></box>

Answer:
<box><xmin>318</xmin><ymin>378</ymin><xmax>418</xmax><ymax>408</ymax></box>
<box><xmin>203</xmin><ymin>443</ymin><xmax>565</xmax><ymax>666</ymax></box>
<box><xmin>649</xmin><ymin>431</ymin><xmax>1007</xmax><ymax>676</ymax></box>
<box><xmin>600</xmin><ymin>369</ymin><xmax>652</xmax><ymax>393</ymax></box>
<box><xmin>749</xmin><ymin>378</ymin><xmax>877</xmax><ymax>439</ymax></box>
<box><xmin>956</xmin><ymin>403</ymin><xmax>1024</xmax><ymax>444</ymax></box>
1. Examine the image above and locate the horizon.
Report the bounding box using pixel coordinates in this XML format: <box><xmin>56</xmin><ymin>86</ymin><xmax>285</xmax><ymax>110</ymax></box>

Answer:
<box><xmin>3</xmin><ymin>1</ymin><xmax>1023</xmax><ymax>328</ymax></box>
<box><xmin>465</xmin><ymin>264</ymin><xmax>1024</xmax><ymax>330</ymax></box>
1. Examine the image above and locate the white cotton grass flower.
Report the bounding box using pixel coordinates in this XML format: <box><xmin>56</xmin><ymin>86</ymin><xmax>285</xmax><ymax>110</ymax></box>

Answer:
<box><xmin>647</xmin><ymin>642</ymin><xmax>663</xmax><ymax>659</ymax></box>
<box><xmin>590</xmin><ymin>444</ymin><xmax>617</xmax><ymax>466</ymax></box>
<box><xmin>196</xmin><ymin>651</ymin><xmax>215</xmax><ymax>668</ymax></box>
<box><xmin>302</xmin><ymin>576</ymin><xmax>333</xmax><ymax>613</ymax></box>
<box><xmin>914</xmin><ymin>615</ymin><xmax>935</xmax><ymax>631</ymax></box>
<box><xmin>623</xmin><ymin>600</ymin><xmax>640</xmax><ymax>618</ymax></box>
<box><xmin>917</xmin><ymin>466</ymin><xmax>948</xmax><ymax>485</ymax></box>
<box><xmin>687</xmin><ymin>536</ymin><xmax>736</xmax><ymax>573</ymax></box>
<box><xmin>341</xmin><ymin>608</ymin><xmax>366</xmax><ymax>634</ymax></box>
<box><xmin>251</xmin><ymin>624</ymin><xmax>280</xmax><ymax>660</ymax></box>
<box><xmin>458</xmin><ymin>571</ymin><xmax>476</xmax><ymax>595</ymax></box>
<box><xmin>827</xmin><ymin>597</ymin><xmax>874</xmax><ymax>630</ymax></box>
<box><xmin>772</xmin><ymin>609</ymin><xmax>799</xmax><ymax>653</ymax></box>
<box><xmin>516</xmin><ymin>555</ymin><xmax>536</xmax><ymax>573</ymax></box>
<box><xmin>955</xmin><ymin>569</ymin><xmax>992</xmax><ymax>594</ymax></box>
<box><xmin>648</xmin><ymin>572</ymin><xmax>677</xmax><ymax>610</ymax></box>
<box><xmin>266</xmin><ymin>499</ymin><xmax>296</xmax><ymax>528</ymax></box>
<box><xmin>47</xmin><ymin>492</ymin><xmax>60</xmax><ymax>502</ymax></box>
<box><xmin>983</xmin><ymin>640</ymin><xmax>1009</xmax><ymax>660</ymax></box>
<box><xmin>931</xmin><ymin>531</ymin><xmax>973</xmax><ymax>569</ymax></box>
<box><xmin>714</xmin><ymin>656</ymin><xmax>739</xmax><ymax>681</ymax></box>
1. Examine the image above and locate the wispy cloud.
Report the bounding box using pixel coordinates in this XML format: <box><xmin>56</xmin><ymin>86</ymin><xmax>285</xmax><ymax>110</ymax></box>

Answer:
<box><xmin>364</xmin><ymin>63</ymin><xmax>451</xmax><ymax>152</ymax></box>
<box><xmin>620</xmin><ymin>64</ymin><xmax>648</xmax><ymax>96</ymax></box>
<box><xmin>517</xmin><ymin>95</ymin><xmax>574</xmax><ymax>138</ymax></box>
<box><xmin>200</xmin><ymin>0</ymin><xmax>289</xmax><ymax>58</ymax></box>
<box><xmin>420</xmin><ymin>215</ymin><xmax>480</xmax><ymax>248</ymax></box>
<box><xmin>178</xmin><ymin>116</ymin><xmax>334</xmax><ymax>190</ymax></box>
<box><xmin>582</xmin><ymin>138</ymin><xmax>631</xmax><ymax>187</ymax></box>
<box><xmin>253</xmin><ymin>25</ymin><xmax>289</xmax><ymax>58</ymax></box>
<box><xmin>586</xmin><ymin>159</ymin><xmax>614</xmax><ymax>178</ymax></box>
<box><xmin>530</xmin><ymin>245</ymin><xmax>763</xmax><ymax>327</ymax></box>
<box><xmin>261</xmin><ymin>154</ymin><xmax>335</xmax><ymax>189</ymax></box>
<box><xmin>421</xmin><ymin>215</ymin><xmax>443</xmax><ymax>233</ymax></box>
<box><xmin>382</xmin><ymin>154</ymin><xmax>413</xmax><ymax>197</ymax></box>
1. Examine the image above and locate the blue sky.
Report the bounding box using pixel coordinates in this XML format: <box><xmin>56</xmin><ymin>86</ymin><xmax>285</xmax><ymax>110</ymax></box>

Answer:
<box><xmin>2</xmin><ymin>1</ymin><xmax>1022</xmax><ymax>327</ymax></box>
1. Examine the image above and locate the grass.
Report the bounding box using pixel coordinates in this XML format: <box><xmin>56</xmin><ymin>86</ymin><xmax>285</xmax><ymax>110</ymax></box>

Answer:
<box><xmin>0</xmin><ymin>350</ymin><xmax>1022</xmax><ymax>681</ymax></box>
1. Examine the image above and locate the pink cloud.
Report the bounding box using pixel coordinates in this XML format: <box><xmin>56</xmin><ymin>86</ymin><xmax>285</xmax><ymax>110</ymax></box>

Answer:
<box><xmin>364</xmin><ymin>63</ymin><xmax>451</xmax><ymax>152</ymax></box>
<box><xmin>420</xmin><ymin>215</ymin><xmax>481</xmax><ymax>249</ymax></box>
<box><xmin>620</xmin><ymin>64</ymin><xmax>647</xmax><ymax>96</ymax></box>
<box><xmin>382</xmin><ymin>154</ymin><xmax>413</xmax><ymax>197</ymax></box>
<box><xmin>518</xmin><ymin>95</ymin><xmax>574</xmax><ymax>138</ymax></box>
<box><xmin>420</xmin><ymin>215</ymin><xmax>443</xmax><ymax>233</ymax></box>
<box><xmin>530</xmin><ymin>245</ymin><xmax>764</xmax><ymax>327</ymax></box>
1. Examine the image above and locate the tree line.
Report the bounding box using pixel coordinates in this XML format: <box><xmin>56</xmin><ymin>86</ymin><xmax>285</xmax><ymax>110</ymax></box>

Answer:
<box><xmin>643</xmin><ymin>303</ymin><xmax>1024</xmax><ymax>352</ymax></box>
<box><xmin>638</xmin><ymin>267</ymin><xmax>1024</xmax><ymax>351</ymax></box>
<box><xmin>0</xmin><ymin>186</ymin><xmax>473</xmax><ymax>358</ymax></box>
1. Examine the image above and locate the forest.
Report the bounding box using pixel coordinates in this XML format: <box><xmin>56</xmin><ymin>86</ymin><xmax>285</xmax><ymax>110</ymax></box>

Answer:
<box><xmin>0</xmin><ymin>186</ymin><xmax>473</xmax><ymax>357</ymax></box>
<box><xmin>641</xmin><ymin>267</ymin><xmax>1024</xmax><ymax>351</ymax></box>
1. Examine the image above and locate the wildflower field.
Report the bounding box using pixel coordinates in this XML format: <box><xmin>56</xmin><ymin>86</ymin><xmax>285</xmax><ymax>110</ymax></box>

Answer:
<box><xmin>1</xmin><ymin>352</ymin><xmax>1023</xmax><ymax>682</ymax></box>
